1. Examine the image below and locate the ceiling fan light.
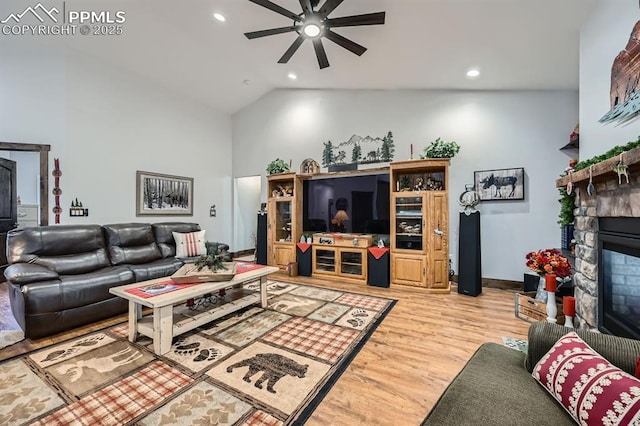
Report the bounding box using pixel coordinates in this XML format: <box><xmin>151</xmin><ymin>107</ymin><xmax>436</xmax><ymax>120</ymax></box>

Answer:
<box><xmin>303</xmin><ymin>23</ymin><xmax>321</xmax><ymax>38</ymax></box>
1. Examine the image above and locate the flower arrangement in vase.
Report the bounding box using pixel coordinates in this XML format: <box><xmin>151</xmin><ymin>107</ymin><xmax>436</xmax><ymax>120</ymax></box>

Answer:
<box><xmin>525</xmin><ymin>248</ymin><xmax>572</xmax><ymax>278</ymax></box>
<box><xmin>525</xmin><ymin>248</ymin><xmax>572</xmax><ymax>303</ymax></box>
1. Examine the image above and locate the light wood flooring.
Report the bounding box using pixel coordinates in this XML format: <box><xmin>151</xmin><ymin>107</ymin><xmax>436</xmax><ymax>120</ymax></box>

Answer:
<box><xmin>0</xmin><ymin>275</ymin><xmax>530</xmax><ymax>425</ymax></box>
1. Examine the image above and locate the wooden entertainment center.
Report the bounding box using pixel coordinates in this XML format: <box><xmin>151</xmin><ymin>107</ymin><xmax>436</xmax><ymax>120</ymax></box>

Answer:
<box><xmin>266</xmin><ymin>159</ymin><xmax>450</xmax><ymax>292</ymax></box>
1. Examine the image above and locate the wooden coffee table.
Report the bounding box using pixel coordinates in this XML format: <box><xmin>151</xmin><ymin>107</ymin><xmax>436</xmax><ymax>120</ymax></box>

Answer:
<box><xmin>109</xmin><ymin>265</ymin><xmax>278</xmax><ymax>355</ymax></box>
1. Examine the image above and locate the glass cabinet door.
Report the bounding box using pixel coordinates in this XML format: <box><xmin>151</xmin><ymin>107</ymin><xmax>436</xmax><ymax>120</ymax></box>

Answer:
<box><xmin>315</xmin><ymin>249</ymin><xmax>336</xmax><ymax>272</ymax></box>
<box><xmin>274</xmin><ymin>200</ymin><xmax>292</xmax><ymax>242</ymax></box>
<box><xmin>395</xmin><ymin>196</ymin><xmax>424</xmax><ymax>251</ymax></box>
<box><xmin>340</xmin><ymin>251</ymin><xmax>363</xmax><ymax>276</ymax></box>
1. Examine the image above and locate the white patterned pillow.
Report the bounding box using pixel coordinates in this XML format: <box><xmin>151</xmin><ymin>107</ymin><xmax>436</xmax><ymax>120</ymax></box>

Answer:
<box><xmin>532</xmin><ymin>332</ymin><xmax>640</xmax><ymax>425</ymax></box>
<box><xmin>172</xmin><ymin>231</ymin><xmax>206</xmax><ymax>258</ymax></box>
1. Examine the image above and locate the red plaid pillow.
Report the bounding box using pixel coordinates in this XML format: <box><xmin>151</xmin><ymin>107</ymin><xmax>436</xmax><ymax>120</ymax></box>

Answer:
<box><xmin>172</xmin><ymin>231</ymin><xmax>206</xmax><ymax>257</ymax></box>
<box><xmin>636</xmin><ymin>356</ymin><xmax>640</xmax><ymax>379</ymax></box>
<box><xmin>532</xmin><ymin>332</ymin><xmax>640</xmax><ymax>425</ymax></box>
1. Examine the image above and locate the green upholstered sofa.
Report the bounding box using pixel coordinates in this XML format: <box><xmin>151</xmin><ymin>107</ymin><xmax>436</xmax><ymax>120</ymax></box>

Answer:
<box><xmin>422</xmin><ymin>322</ymin><xmax>640</xmax><ymax>425</ymax></box>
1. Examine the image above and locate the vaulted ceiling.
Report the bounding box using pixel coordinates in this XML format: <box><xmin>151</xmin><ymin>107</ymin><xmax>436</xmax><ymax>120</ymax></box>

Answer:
<box><xmin>2</xmin><ymin>0</ymin><xmax>597</xmax><ymax>113</ymax></box>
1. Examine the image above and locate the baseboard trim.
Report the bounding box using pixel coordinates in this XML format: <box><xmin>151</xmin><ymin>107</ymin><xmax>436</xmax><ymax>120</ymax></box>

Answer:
<box><xmin>451</xmin><ymin>275</ymin><xmax>522</xmax><ymax>291</ymax></box>
<box><xmin>232</xmin><ymin>249</ymin><xmax>255</xmax><ymax>258</ymax></box>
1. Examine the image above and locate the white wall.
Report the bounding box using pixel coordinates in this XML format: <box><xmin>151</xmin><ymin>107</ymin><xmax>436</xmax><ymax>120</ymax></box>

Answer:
<box><xmin>0</xmin><ymin>47</ymin><xmax>233</xmax><ymax>245</ymax></box>
<box><xmin>580</xmin><ymin>0</ymin><xmax>640</xmax><ymax>159</ymax></box>
<box><xmin>232</xmin><ymin>89</ymin><xmax>578</xmax><ymax>281</ymax></box>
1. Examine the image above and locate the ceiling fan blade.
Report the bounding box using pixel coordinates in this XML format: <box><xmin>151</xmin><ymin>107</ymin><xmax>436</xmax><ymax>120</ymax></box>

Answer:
<box><xmin>299</xmin><ymin>0</ymin><xmax>313</xmax><ymax>16</ymax></box>
<box><xmin>248</xmin><ymin>0</ymin><xmax>302</xmax><ymax>22</ymax></box>
<box><xmin>278</xmin><ymin>35</ymin><xmax>305</xmax><ymax>63</ymax></box>
<box><xmin>324</xmin><ymin>30</ymin><xmax>367</xmax><ymax>56</ymax></box>
<box><xmin>326</xmin><ymin>11</ymin><xmax>385</xmax><ymax>27</ymax></box>
<box><xmin>244</xmin><ymin>26</ymin><xmax>298</xmax><ymax>39</ymax></box>
<box><xmin>313</xmin><ymin>38</ymin><xmax>330</xmax><ymax>69</ymax></box>
<box><xmin>317</xmin><ymin>0</ymin><xmax>344</xmax><ymax>18</ymax></box>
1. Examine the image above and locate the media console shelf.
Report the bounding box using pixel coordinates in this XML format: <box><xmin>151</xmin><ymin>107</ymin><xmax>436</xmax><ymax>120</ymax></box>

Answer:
<box><xmin>265</xmin><ymin>163</ymin><xmax>450</xmax><ymax>291</ymax></box>
<box><xmin>311</xmin><ymin>233</ymin><xmax>372</xmax><ymax>284</ymax></box>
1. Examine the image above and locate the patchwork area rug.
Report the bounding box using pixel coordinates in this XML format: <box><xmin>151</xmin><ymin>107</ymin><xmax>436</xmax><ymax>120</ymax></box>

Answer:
<box><xmin>0</xmin><ymin>281</ymin><xmax>395</xmax><ymax>425</ymax></box>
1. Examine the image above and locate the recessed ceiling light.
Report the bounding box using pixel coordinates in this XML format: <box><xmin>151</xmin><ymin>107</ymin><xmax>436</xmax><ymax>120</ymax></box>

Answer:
<box><xmin>213</xmin><ymin>12</ymin><xmax>226</xmax><ymax>22</ymax></box>
<box><xmin>466</xmin><ymin>68</ymin><xmax>480</xmax><ymax>79</ymax></box>
<box><xmin>288</xmin><ymin>72</ymin><xmax>297</xmax><ymax>80</ymax></box>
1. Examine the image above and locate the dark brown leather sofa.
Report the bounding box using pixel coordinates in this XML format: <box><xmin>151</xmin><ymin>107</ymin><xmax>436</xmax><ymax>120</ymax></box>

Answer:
<box><xmin>3</xmin><ymin>222</ymin><xmax>219</xmax><ymax>339</ymax></box>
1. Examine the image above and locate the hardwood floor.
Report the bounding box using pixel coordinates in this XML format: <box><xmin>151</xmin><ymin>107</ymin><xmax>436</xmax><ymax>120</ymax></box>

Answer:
<box><xmin>0</xmin><ymin>275</ymin><xmax>530</xmax><ymax>425</ymax></box>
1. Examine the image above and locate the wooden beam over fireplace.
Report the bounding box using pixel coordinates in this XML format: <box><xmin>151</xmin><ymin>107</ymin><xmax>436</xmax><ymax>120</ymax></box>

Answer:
<box><xmin>556</xmin><ymin>146</ymin><xmax>640</xmax><ymax>187</ymax></box>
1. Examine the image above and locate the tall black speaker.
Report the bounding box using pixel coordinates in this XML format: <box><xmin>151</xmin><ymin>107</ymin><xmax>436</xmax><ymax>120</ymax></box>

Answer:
<box><xmin>256</xmin><ymin>213</ymin><xmax>268</xmax><ymax>265</ymax></box>
<box><xmin>458</xmin><ymin>211</ymin><xmax>482</xmax><ymax>296</ymax></box>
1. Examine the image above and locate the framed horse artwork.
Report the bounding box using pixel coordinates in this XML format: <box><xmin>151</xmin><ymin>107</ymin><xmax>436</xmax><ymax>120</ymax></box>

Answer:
<box><xmin>473</xmin><ymin>167</ymin><xmax>525</xmax><ymax>201</ymax></box>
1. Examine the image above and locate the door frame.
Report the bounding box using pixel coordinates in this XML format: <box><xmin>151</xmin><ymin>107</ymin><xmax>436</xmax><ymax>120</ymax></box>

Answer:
<box><xmin>0</xmin><ymin>142</ymin><xmax>50</xmax><ymax>226</ymax></box>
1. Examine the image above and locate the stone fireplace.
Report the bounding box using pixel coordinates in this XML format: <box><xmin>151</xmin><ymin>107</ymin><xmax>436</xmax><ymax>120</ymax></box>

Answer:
<box><xmin>565</xmin><ymin>152</ymin><xmax>640</xmax><ymax>335</ymax></box>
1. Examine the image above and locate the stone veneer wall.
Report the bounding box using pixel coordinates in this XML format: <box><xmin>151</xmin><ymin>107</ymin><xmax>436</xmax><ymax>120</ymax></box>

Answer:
<box><xmin>572</xmin><ymin>172</ymin><xmax>640</xmax><ymax>330</ymax></box>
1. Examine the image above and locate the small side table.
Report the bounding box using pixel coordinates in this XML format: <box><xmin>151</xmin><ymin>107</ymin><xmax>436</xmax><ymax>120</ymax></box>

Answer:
<box><xmin>367</xmin><ymin>247</ymin><xmax>390</xmax><ymax>288</ymax></box>
<box><xmin>296</xmin><ymin>242</ymin><xmax>312</xmax><ymax>277</ymax></box>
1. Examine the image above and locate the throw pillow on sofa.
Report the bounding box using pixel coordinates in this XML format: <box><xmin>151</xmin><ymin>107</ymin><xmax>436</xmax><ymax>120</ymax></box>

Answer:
<box><xmin>532</xmin><ymin>331</ymin><xmax>640</xmax><ymax>425</ymax></box>
<box><xmin>173</xmin><ymin>231</ymin><xmax>206</xmax><ymax>258</ymax></box>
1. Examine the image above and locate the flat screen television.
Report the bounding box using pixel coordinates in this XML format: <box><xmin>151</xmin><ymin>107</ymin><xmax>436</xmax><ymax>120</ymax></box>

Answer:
<box><xmin>302</xmin><ymin>173</ymin><xmax>390</xmax><ymax>235</ymax></box>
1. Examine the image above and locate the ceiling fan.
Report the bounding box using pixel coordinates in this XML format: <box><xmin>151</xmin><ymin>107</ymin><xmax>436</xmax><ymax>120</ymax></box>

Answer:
<box><xmin>244</xmin><ymin>0</ymin><xmax>386</xmax><ymax>69</ymax></box>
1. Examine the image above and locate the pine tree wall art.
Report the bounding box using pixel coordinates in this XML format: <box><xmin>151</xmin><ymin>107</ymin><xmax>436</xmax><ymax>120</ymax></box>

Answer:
<box><xmin>321</xmin><ymin>131</ymin><xmax>395</xmax><ymax>172</ymax></box>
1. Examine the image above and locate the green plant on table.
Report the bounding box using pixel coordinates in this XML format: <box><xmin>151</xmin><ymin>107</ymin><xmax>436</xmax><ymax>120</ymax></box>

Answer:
<box><xmin>195</xmin><ymin>242</ymin><xmax>229</xmax><ymax>272</ymax></box>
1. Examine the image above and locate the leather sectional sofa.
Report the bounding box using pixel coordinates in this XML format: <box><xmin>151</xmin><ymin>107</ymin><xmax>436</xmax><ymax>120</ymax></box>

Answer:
<box><xmin>3</xmin><ymin>222</ymin><xmax>225</xmax><ymax>339</ymax></box>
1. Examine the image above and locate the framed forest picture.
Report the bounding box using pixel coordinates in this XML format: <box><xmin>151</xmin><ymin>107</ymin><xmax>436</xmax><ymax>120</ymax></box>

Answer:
<box><xmin>136</xmin><ymin>171</ymin><xmax>193</xmax><ymax>216</ymax></box>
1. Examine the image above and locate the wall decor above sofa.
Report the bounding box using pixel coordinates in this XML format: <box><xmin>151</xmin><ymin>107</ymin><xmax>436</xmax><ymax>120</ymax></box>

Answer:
<box><xmin>136</xmin><ymin>171</ymin><xmax>193</xmax><ymax>216</ymax></box>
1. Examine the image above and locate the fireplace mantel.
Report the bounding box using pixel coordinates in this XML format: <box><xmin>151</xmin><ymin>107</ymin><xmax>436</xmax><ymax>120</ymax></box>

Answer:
<box><xmin>556</xmin><ymin>146</ymin><xmax>640</xmax><ymax>187</ymax></box>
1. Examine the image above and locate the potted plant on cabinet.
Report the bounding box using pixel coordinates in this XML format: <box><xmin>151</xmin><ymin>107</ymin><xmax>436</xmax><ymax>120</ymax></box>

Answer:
<box><xmin>420</xmin><ymin>137</ymin><xmax>460</xmax><ymax>159</ymax></box>
<box><xmin>266</xmin><ymin>158</ymin><xmax>290</xmax><ymax>175</ymax></box>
